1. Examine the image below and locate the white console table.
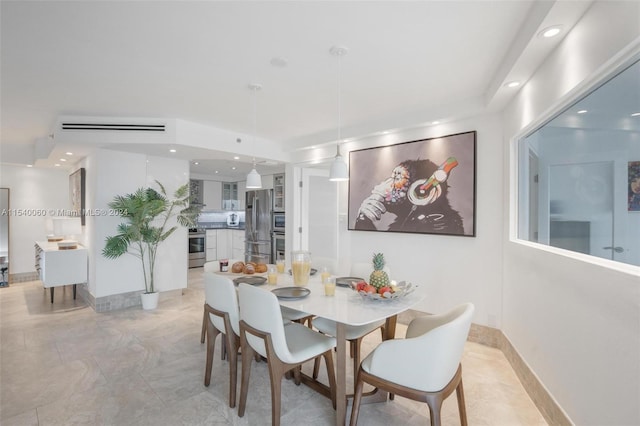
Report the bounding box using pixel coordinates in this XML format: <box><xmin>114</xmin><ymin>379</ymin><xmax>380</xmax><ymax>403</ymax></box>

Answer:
<box><xmin>35</xmin><ymin>241</ymin><xmax>88</xmax><ymax>303</ymax></box>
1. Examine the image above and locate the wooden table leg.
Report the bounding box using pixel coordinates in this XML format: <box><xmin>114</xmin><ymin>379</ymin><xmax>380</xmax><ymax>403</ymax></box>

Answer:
<box><xmin>335</xmin><ymin>322</ymin><xmax>347</xmax><ymax>426</ymax></box>
<box><xmin>384</xmin><ymin>315</ymin><xmax>397</xmax><ymax>341</ymax></box>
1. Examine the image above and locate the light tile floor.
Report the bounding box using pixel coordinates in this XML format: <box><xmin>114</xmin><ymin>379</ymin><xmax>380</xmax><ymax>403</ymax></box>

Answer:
<box><xmin>0</xmin><ymin>268</ymin><xmax>547</xmax><ymax>425</ymax></box>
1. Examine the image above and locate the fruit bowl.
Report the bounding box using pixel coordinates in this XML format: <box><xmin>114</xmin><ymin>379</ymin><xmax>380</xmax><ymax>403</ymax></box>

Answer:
<box><xmin>353</xmin><ymin>281</ymin><xmax>414</xmax><ymax>301</ymax></box>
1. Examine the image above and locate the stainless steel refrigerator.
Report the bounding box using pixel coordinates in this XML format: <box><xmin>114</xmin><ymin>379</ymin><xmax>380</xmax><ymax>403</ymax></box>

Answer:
<box><xmin>245</xmin><ymin>189</ymin><xmax>272</xmax><ymax>264</ymax></box>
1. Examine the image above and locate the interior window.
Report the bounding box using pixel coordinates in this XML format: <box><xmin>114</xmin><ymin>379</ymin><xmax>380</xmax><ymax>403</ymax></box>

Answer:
<box><xmin>517</xmin><ymin>59</ymin><xmax>640</xmax><ymax>267</ymax></box>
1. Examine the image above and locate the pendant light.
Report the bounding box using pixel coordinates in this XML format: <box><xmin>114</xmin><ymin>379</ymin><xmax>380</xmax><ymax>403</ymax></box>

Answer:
<box><xmin>329</xmin><ymin>45</ymin><xmax>349</xmax><ymax>182</ymax></box>
<box><xmin>246</xmin><ymin>83</ymin><xmax>263</xmax><ymax>189</ymax></box>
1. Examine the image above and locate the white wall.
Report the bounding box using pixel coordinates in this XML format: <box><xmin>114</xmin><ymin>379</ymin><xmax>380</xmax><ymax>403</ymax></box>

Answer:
<box><xmin>502</xmin><ymin>2</ymin><xmax>640</xmax><ymax>425</ymax></box>
<box><xmin>0</xmin><ymin>165</ymin><xmax>69</xmax><ymax>274</ymax></box>
<box><xmin>343</xmin><ymin>116</ymin><xmax>505</xmax><ymax>328</ymax></box>
<box><xmin>90</xmin><ymin>149</ymin><xmax>190</xmax><ymax>297</ymax></box>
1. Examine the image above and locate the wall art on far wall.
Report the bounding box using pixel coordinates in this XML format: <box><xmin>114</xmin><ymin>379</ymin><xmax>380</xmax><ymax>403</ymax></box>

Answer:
<box><xmin>70</xmin><ymin>168</ymin><xmax>86</xmax><ymax>225</ymax></box>
<box><xmin>629</xmin><ymin>161</ymin><xmax>640</xmax><ymax>212</ymax></box>
<box><xmin>348</xmin><ymin>131</ymin><xmax>476</xmax><ymax>237</ymax></box>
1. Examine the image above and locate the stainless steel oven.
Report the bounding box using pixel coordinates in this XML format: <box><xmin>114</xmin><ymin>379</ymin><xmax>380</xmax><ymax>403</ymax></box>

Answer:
<box><xmin>271</xmin><ymin>231</ymin><xmax>285</xmax><ymax>261</ymax></box>
<box><xmin>188</xmin><ymin>231</ymin><xmax>206</xmax><ymax>268</ymax></box>
<box><xmin>272</xmin><ymin>212</ymin><xmax>285</xmax><ymax>233</ymax></box>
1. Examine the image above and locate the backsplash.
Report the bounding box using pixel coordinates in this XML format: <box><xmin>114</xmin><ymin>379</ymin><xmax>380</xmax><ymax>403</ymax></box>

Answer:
<box><xmin>197</xmin><ymin>210</ymin><xmax>245</xmax><ymax>229</ymax></box>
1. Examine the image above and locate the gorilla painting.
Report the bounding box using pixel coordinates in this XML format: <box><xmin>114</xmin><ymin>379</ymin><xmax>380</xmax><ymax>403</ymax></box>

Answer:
<box><xmin>348</xmin><ymin>132</ymin><xmax>476</xmax><ymax>236</ymax></box>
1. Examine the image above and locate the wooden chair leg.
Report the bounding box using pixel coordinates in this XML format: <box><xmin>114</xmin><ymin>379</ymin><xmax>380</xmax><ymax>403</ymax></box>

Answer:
<box><xmin>226</xmin><ymin>334</ymin><xmax>239</xmax><ymax>408</ymax></box>
<box><xmin>266</xmin><ymin>359</ymin><xmax>285</xmax><ymax>426</ymax></box>
<box><xmin>456</xmin><ymin>378</ymin><xmax>468</xmax><ymax>426</ymax></box>
<box><xmin>204</xmin><ymin>318</ymin><xmax>220</xmax><ymax>387</ymax></box>
<box><xmin>293</xmin><ymin>366</ymin><xmax>301</xmax><ymax>386</ymax></box>
<box><xmin>312</xmin><ymin>356</ymin><xmax>321</xmax><ymax>379</ymax></box>
<box><xmin>323</xmin><ymin>350</ymin><xmax>337</xmax><ymax>409</ymax></box>
<box><xmin>425</xmin><ymin>394</ymin><xmax>444</xmax><ymax>426</ymax></box>
<box><xmin>200</xmin><ymin>304</ymin><xmax>207</xmax><ymax>343</ymax></box>
<box><xmin>353</xmin><ymin>338</ymin><xmax>362</xmax><ymax>394</ymax></box>
<box><xmin>349</xmin><ymin>368</ymin><xmax>365</xmax><ymax>426</ymax></box>
<box><xmin>238</xmin><ymin>336</ymin><xmax>254</xmax><ymax>418</ymax></box>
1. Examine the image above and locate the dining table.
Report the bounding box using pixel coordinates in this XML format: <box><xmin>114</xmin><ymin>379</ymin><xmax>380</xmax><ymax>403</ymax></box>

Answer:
<box><xmin>216</xmin><ymin>267</ymin><xmax>425</xmax><ymax>426</ymax></box>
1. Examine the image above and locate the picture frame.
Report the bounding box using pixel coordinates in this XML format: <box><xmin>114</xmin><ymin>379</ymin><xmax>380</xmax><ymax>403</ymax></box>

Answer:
<box><xmin>69</xmin><ymin>168</ymin><xmax>86</xmax><ymax>225</ymax></box>
<box><xmin>629</xmin><ymin>161</ymin><xmax>640</xmax><ymax>212</ymax></box>
<box><xmin>348</xmin><ymin>131</ymin><xmax>476</xmax><ymax>237</ymax></box>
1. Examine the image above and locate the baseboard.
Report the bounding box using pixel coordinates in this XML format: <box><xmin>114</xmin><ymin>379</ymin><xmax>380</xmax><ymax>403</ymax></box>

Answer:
<box><xmin>401</xmin><ymin>309</ymin><xmax>572</xmax><ymax>426</ymax></box>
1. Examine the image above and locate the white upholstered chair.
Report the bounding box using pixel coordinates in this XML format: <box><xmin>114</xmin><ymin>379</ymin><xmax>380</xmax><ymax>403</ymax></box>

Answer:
<box><xmin>201</xmin><ymin>258</ymin><xmax>242</xmax><ymax>343</ymax></box>
<box><xmin>349</xmin><ymin>303</ymin><xmax>475</xmax><ymax>426</ymax></box>
<box><xmin>203</xmin><ymin>272</ymin><xmax>241</xmax><ymax>408</ymax></box>
<box><xmin>237</xmin><ymin>283</ymin><xmax>337</xmax><ymax>426</ymax></box>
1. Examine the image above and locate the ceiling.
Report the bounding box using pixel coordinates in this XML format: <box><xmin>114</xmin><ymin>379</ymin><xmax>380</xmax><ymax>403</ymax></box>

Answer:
<box><xmin>1</xmin><ymin>1</ymin><xmax>592</xmax><ymax>180</ymax></box>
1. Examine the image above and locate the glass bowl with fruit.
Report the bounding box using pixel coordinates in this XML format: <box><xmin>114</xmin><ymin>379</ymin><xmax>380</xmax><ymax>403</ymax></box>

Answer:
<box><xmin>351</xmin><ymin>280</ymin><xmax>414</xmax><ymax>301</ymax></box>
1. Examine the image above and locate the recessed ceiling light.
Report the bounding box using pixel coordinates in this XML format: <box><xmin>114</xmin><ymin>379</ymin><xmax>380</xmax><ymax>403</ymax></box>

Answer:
<box><xmin>54</xmin><ymin>164</ymin><xmax>60</xmax><ymax>167</ymax></box>
<box><xmin>193</xmin><ymin>161</ymin><xmax>199</xmax><ymax>165</ymax></box>
<box><xmin>169</xmin><ymin>149</ymin><xmax>176</xmax><ymax>153</ymax></box>
<box><xmin>631</xmin><ymin>112</ymin><xmax>640</xmax><ymax>117</ymax></box>
<box><xmin>65</xmin><ymin>152</ymin><xmax>73</xmax><ymax>156</ymax></box>
<box><xmin>505</xmin><ymin>81</ymin><xmax>521</xmax><ymax>88</ymax></box>
<box><xmin>231</xmin><ymin>166</ymin><xmax>236</xmax><ymax>170</ymax></box>
<box><xmin>577</xmin><ymin>110</ymin><xmax>588</xmax><ymax>114</ymax></box>
<box><xmin>60</xmin><ymin>158</ymin><xmax>67</xmax><ymax>162</ymax></box>
<box><xmin>27</xmin><ymin>164</ymin><xmax>33</xmax><ymax>168</ymax></box>
<box><xmin>432</xmin><ymin>121</ymin><xmax>440</xmax><ymax>125</ymax></box>
<box><xmin>539</xmin><ymin>25</ymin><xmax>563</xmax><ymax>38</ymax></box>
<box><xmin>233</xmin><ymin>156</ymin><xmax>240</xmax><ymax>160</ymax></box>
<box><xmin>215</xmin><ymin>171</ymin><xmax>219</xmax><ymax>174</ymax></box>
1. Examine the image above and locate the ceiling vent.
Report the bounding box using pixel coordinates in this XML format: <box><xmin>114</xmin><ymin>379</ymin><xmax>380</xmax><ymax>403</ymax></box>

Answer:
<box><xmin>61</xmin><ymin>122</ymin><xmax>166</xmax><ymax>132</ymax></box>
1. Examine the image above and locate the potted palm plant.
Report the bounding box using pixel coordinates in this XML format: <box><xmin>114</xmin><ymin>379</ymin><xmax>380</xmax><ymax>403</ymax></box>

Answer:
<box><xmin>102</xmin><ymin>181</ymin><xmax>201</xmax><ymax>310</ymax></box>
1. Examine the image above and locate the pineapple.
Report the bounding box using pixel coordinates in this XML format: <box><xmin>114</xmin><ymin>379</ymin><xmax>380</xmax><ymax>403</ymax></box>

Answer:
<box><xmin>369</xmin><ymin>253</ymin><xmax>390</xmax><ymax>289</ymax></box>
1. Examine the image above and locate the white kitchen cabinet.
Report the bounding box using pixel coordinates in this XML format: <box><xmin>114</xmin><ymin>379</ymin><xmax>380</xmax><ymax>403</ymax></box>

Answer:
<box><xmin>237</xmin><ymin>181</ymin><xmax>246</xmax><ymax>211</ymax></box>
<box><xmin>231</xmin><ymin>230</ymin><xmax>245</xmax><ymax>261</ymax></box>
<box><xmin>35</xmin><ymin>241</ymin><xmax>88</xmax><ymax>303</ymax></box>
<box><xmin>216</xmin><ymin>229</ymin><xmax>230</xmax><ymax>260</ymax></box>
<box><xmin>206</xmin><ymin>230</ymin><xmax>217</xmax><ymax>261</ymax></box>
<box><xmin>203</xmin><ymin>180</ymin><xmax>222</xmax><ymax>210</ymax></box>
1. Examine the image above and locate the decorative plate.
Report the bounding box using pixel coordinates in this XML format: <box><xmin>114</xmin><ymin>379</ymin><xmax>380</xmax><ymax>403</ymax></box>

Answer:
<box><xmin>355</xmin><ymin>281</ymin><xmax>414</xmax><ymax>301</ymax></box>
<box><xmin>233</xmin><ymin>276</ymin><xmax>267</xmax><ymax>286</ymax></box>
<box><xmin>271</xmin><ymin>287</ymin><xmax>311</xmax><ymax>300</ymax></box>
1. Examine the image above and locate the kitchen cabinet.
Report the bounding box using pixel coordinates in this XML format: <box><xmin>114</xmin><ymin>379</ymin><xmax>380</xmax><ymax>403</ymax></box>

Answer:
<box><xmin>35</xmin><ymin>241</ymin><xmax>87</xmax><ymax>303</ymax></box>
<box><xmin>273</xmin><ymin>173</ymin><xmax>285</xmax><ymax>211</ymax></box>
<box><xmin>203</xmin><ymin>180</ymin><xmax>222</xmax><ymax>210</ymax></box>
<box><xmin>206</xmin><ymin>230</ymin><xmax>217</xmax><ymax>261</ymax></box>
<box><xmin>216</xmin><ymin>229</ymin><xmax>230</xmax><ymax>260</ymax></box>
<box><xmin>231</xmin><ymin>230</ymin><xmax>245</xmax><ymax>261</ymax></box>
<box><xmin>222</xmin><ymin>182</ymin><xmax>239</xmax><ymax>210</ymax></box>
<box><xmin>190</xmin><ymin>179</ymin><xmax>204</xmax><ymax>205</ymax></box>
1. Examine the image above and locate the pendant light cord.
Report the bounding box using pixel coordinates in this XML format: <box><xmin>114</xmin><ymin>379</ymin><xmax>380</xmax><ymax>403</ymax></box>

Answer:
<box><xmin>252</xmin><ymin>85</ymin><xmax>257</xmax><ymax>166</ymax></box>
<box><xmin>337</xmin><ymin>49</ymin><xmax>342</xmax><ymax>157</ymax></box>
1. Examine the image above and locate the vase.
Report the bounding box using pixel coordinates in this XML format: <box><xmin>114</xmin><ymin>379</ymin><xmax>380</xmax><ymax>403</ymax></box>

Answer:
<box><xmin>141</xmin><ymin>292</ymin><xmax>159</xmax><ymax>310</ymax></box>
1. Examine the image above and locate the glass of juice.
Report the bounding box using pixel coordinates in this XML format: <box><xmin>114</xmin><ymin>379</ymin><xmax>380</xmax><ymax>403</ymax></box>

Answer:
<box><xmin>320</xmin><ymin>266</ymin><xmax>331</xmax><ymax>284</ymax></box>
<box><xmin>324</xmin><ymin>277</ymin><xmax>336</xmax><ymax>296</ymax></box>
<box><xmin>291</xmin><ymin>250</ymin><xmax>311</xmax><ymax>286</ymax></box>
<box><xmin>276</xmin><ymin>259</ymin><xmax>285</xmax><ymax>274</ymax></box>
<box><xmin>267</xmin><ymin>265</ymin><xmax>278</xmax><ymax>285</ymax></box>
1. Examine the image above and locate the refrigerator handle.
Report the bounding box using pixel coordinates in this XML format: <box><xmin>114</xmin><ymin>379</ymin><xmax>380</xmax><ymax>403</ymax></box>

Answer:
<box><xmin>253</xmin><ymin>195</ymin><xmax>258</xmax><ymax>240</ymax></box>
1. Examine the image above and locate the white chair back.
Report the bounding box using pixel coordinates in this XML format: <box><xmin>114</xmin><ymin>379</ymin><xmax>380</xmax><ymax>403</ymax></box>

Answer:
<box><xmin>237</xmin><ymin>283</ymin><xmax>289</xmax><ymax>361</ymax></box>
<box><xmin>204</xmin><ymin>272</ymin><xmax>240</xmax><ymax>336</ymax></box>
<box><xmin>368</xmin><ymin>303</ymin><xmax>474</xmax><ymax>392</ymax></box>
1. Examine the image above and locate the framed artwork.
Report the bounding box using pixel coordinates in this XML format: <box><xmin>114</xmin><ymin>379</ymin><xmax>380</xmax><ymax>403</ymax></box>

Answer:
<box><xmin>629</xmin><ymin>161</ymin><xmax>640</xmax><ymax>212</ymax></box>
<box><xmin>69</xmin><ymin>168</ymin><xmax>86</xmax><ymax>225</ymax></box>
<box><xmin>348</xmin><ymin>131</ymin><xmax>476</xmax><ymax>237</ymax></box>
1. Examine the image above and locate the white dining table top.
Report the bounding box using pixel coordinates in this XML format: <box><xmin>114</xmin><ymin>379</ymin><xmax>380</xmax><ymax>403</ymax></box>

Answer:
<box><xmin>215</xmin><ymin>269</ymin><xmax>425</xmax><ymax>326</ymax></box>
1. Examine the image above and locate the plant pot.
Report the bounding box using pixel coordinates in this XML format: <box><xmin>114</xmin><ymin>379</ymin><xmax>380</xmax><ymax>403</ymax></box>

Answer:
<box><xmin>141</xmin><ymin>292</ymin><xmax>159</xmax><ymax>310</ymax></box>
